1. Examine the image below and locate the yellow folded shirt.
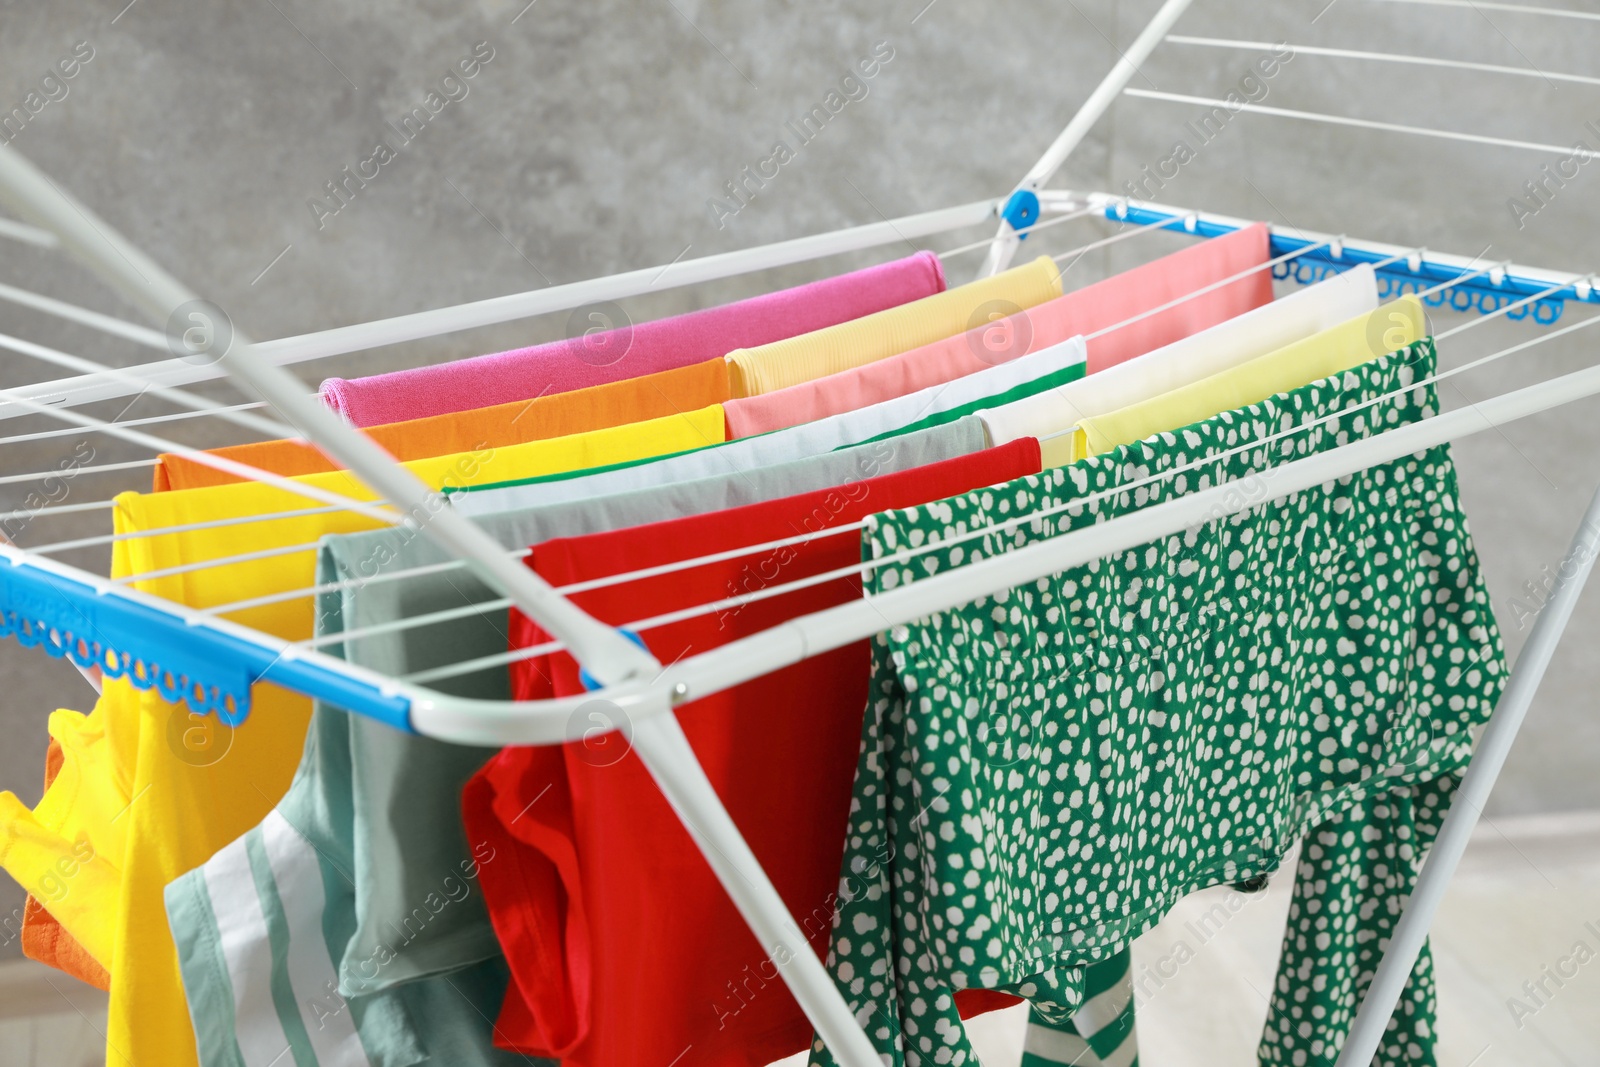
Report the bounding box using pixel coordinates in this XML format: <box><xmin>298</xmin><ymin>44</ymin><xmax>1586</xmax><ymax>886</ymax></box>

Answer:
<box><xmin>0</xmin><ymin>710</ymin><xmax>125</xmax><ymax>965</ymax></box>
<box><xmin>724</xmin><ymin>255</ymin><xmax>1063</xmax><ymax>396</ymax></box>
<box><xmin>1075</xmin><ymin>295</ymin><xmax>1426</xmax><ymax>459</ymax></box>
<box><xmin>0</xmin><ymin>404</ymin><xmax>725</xmax><ymax>1067</ymax></box>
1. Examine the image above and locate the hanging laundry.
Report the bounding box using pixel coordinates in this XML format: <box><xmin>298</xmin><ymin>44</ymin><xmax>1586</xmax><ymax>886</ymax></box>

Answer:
<box><xmin>724</xmin><ymin>255</ymin><xmax>1063</xmax><ymax>395</ymax></box>
<box><xmin>1019</xmin><ymin>956</ymin><xmax>1138</xmax><ymax>1067</ymax></box>
<box><xmin>157</xmin><ymin>420</ymin><xmax>991</xmax><ymax>1067</ymax></box>
<box><xmin>465</xmin><ymin>441</ymin><xmax>1045</xmax><ymax>1067</ymax></box>
<box><xmin>447</xmin><ymin>336</ymin><xmax>1088</xmax><ymax>515</ymax></box>
<box><xmin>323</xmin><ymin>421</ymin><xmax>989</xmax><ymax>702</ymax></box>
<box><xmin>0</xmin><ymin>412</ymin><xmax>727</xmax><ymax>1067</ymax></box>
<box><xmin>320</xmin><ymin>251</ymin><xmax>947</xmax><ymax>427</ymax></box>
<box><xmin>15</xmin><ymin>740</ymin><xmax>111</xmax><ymax>991</ymax></box>
<box><xmin>165</xmin><ymin>706</ymin><xmax>547</xmax><ymax>1067</ymax></box>
<box><xmin>46</xmin><ymin>223</ymin><xmax>1273</xmax><ymax>1049</ymax></box>
<box><xmin>1077</xmin><ymin>294</ymin><xmax>1426</xmax><ymax>456</ymax></box>
<box><xmin>156</xmin><ymin>357</ymin><xmax>732</xmax><ymax>490</ymax></box>
<box><xmin>980</xmin><ymin>262</ymin><xmax>1380</xmax><ymax>464</ymax></box>
<box><xmin>811</xmin><ymin>339</ymin><xmax>1505</xmax><ymax>1067</ymax></box>
<box><xmin>722</xmin><ymin>223</ymin><xmax>1274</xmax><ymax>438</ymax></box>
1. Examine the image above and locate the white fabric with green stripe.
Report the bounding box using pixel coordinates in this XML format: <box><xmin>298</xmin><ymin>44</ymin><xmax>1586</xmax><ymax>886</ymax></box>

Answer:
<box><xmin>1021</xmin><ymin>953</ymin><xmax>1137</xmax><ymax>1067</ymax></box>
<box><xmin>199</xmin><ymin>813</ymin><xmax>371</xmax><ymax>1067</ymax></box>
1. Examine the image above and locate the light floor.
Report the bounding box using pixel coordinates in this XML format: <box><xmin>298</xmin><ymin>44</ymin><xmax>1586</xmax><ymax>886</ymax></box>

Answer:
<box><xmin>4</xmin><ymin>811</ymin><xmax>1597</xmax><ymax>1067</ymax></box>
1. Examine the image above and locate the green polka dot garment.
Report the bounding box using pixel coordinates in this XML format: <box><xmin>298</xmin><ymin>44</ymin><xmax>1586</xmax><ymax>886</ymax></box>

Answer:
<box><xmin>809</xmin><ymin>339</ymin><xmax>1505</xmax><ymax>1067</ymax></box>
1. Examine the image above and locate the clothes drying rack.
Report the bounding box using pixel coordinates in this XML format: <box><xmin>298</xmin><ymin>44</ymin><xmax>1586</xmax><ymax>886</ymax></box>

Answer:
<box><xmin>1</xmin><ymin>1</ymin><xmax>1598</xmax><ymax>1063</ymax></box>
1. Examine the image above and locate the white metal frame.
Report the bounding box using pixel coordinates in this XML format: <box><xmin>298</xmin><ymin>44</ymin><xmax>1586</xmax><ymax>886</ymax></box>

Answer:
<box><xmin>1</xmin><ymin>3</ymin><xmax>1596</xmax><ymax>1064</ymax></box>
<box><xmin>976</xmin><ymin>0</ymin><xmax>1199</xmax><ymax>279</ymax></box>
<box><xmin>0</xmin><ymin>193</ymin><xmax>1000</xmax><ymax>421</ymax></box>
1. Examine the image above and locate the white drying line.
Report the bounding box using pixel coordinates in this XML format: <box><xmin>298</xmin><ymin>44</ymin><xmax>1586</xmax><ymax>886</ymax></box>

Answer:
<box><xmin>0</xmin><ymin>280</ymin><xmax>169</xmax><ymax>350</ymax></box>
<box><xmin>936</xmin><ymin>206</ymin><xmax>1102</xmax><ymax>258</ymax></box>
<box><xmin>1164</xmin><ymin>36</ymin><xmax>1600</xmax><ymax>89</ymax></box>
<box><xmin>1</xmin><ymin>210</ymin><xmax>1090</xmax><ymax>354</ymax></box>
<box><xmin>396</xmin><ymin>300</ymin><xmax>1600</xmax><ymax>685</ymax></box>
<box><xmin>0</xmin><ymin>498</ymin><xmax>118</xmax><ymax>522</ymax></box>
<box><xmin>0</xmin><ymin>215</ymin><xmax>57</xmax><ymax>248</ymax></box>
<box><xmin>0</xmin><ymin>458</ymin><xmax>158</xmax><ymax>486</ymax></box>
<box><xmin>0</xmin><ymin>330</ymin><xmax>295</xmax><ymax>440</ymax></box>
<box><xmin>0</xmin><ymin>401</ymin><xmax>271</xmax><ymax>450</ymax></box>
<box><xmin>402</xmin><ymin>641</ymin><xmax>555</xmax><ymax>685</ymax></box>
<box><xmin>0</xmin><ymin>382</ymin><xmax>400</xmax><ymax>527</ymax></box>
<box><xmin>1086</xmin><ymin>239</ymin><xmax>1338</xmax><ymax>342</ymax></box>
<box><xmin>196</xmin><ymin>553</ymin><xmax>532</xmax><ymax>617</ymax></box>
<box><xmin>0</xmin><ymin>197</ymin><xmax>1004</xmax><ymax>422</ymax></box>
<box><xmin>1052</xmin><ymin>215</ymin><xmax>1193</xmax><ymax>267</ymax></box>
<box><xmin>192</xmin><ymin>238</ymin><xmax>1339</xmax><ymax>602</ymax></box>
<box><xmin>1435</xmin><ymin>276</ymin><xmax>1591</xmax><ymax>340</ymax></box>
<box><xmin>33</xmin><ymin>506</ymin><xmax>357</xmax><ymax>557</ymax></box>
<box><xmin>1123</xmin><ymin>89</ymin><xmax>1600</xmax><ymax>163</ymax></box>
<box><xmin>126</xmin><ymin>541</ymin><xmax>343</xmax><ymax>584</ymax></box>
<box><xmin>1365</xmin><ymin>0</ymin><xmax>1600</xmax><ymax>22</ymax></box>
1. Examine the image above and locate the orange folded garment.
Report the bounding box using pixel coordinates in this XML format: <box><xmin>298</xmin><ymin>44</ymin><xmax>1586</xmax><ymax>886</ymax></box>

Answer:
<box><xmin>22</xmin><ymin>896</ymin><xmax>108</xmax><ymax>990</ymax></box>
<box><xmin>153</xmin><ymin>357</ymin><xmax>732</xmax><ymax>490</ymax></box>
<box><xmin>19</xmin><ymin>739</ymin><xmax>110</xmax><ymax>992</ymax></box>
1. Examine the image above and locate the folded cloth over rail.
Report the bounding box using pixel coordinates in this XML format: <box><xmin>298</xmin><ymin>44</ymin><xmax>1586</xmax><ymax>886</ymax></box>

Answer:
<box><xmin>979</xmin><ymin>262</ymin><xmax>1380</xmax><ymax>466</ymax></box>
<box><xmin>448</xmin><ymin>335</ymin><xmax>1088</xmax><ymax>515</ymax></box>
<box><xmin>157</xmin><ymin>358</ymin><xmax>733</xmax><ymax>490</ymax></box>
<box><xmin>721</xmin><ymin>224</ymin><xmax>1274</xmax><ymax>438</ymax></box>
<box><xmin>723</xmin><ymin>255</ymin><xmax>1063</xmax><ymax>396</ymax></box>
<box><xmin>320</xmin><ymin>251</ymin><xmax>946</xmax><ymax>427</ymax></box>
<box><xmin>1077</xmin><ymin>294</ymin><xmax>1425</xmax><ymax>457</ymax></box>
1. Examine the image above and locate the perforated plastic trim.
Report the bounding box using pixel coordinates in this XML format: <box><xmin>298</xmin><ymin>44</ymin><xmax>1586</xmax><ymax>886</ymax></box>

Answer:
<box><xmin>0</xmin><ymin>557</ymin><xmax>412</xmax><ymax>730</ymax></box>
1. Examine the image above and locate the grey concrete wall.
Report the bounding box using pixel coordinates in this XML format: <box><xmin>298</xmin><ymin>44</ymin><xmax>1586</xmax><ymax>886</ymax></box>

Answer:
<box><xmin>0</xmin><ymin>0</ymin><xmax>1597</xmax><ymax>959</ymax></box>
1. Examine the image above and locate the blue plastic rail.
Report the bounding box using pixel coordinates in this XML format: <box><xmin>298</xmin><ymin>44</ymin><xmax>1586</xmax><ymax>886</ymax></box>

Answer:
<box><xmin>1111</xmin><ymin>203</ymin><xmax>1598</xmax><ymax>326</ymax></box>
<box><xmin>0</xmin><ymin>554</ymin><xmax>413</xmax><ymax>730</ymax></box>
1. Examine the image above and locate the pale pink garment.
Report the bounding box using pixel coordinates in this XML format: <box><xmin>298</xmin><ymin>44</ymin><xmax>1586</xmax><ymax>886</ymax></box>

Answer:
<box><xmin>319</xmin><ymin>252</ymin><xmax>945</xmax><ymax>428</ymax></box>
<box><xmin>722</xmin><ymin>224</ymin><xmax>1274</xmax><ymax>438</ymax></box>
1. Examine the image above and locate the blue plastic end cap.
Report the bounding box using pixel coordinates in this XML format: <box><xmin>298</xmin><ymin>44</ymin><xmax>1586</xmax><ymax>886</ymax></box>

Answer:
<box><xmin>1001</xmin><ymin>189</ymin><xmax>1041</xmax><ymax>240</ymax></box>
<box><xmin>578</xmin><ymin>629</ymin><xmax>650</xmax><ymax>692</ymax></box>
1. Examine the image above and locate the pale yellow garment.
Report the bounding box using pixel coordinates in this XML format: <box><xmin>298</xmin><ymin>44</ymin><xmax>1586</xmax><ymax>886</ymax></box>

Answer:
<box><xmin>1039</xmin><ymin>431</ymin><xmax>1088</xmax><ymax>471</ymax></box>
<box><xmin>1058</xmin><ymin>295</ymin><xmax>1427</xmax><ymax>464</ymax></box>
<box><xmin>724</xmin><ymin>255</ymin><xmax>1063</xmax><ymax>396</ymax></box>
<box><xmin>0</xmin><ymin>404</ymin><xmax>724</xmax><ymax>1067</ymax></box>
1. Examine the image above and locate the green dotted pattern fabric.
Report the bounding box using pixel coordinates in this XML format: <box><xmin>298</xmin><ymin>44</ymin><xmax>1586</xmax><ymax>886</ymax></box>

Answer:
<box><xmin>810</xmin><ymin>339</ymin><xmax>1505</xmax><ymax>1067</ymax></box>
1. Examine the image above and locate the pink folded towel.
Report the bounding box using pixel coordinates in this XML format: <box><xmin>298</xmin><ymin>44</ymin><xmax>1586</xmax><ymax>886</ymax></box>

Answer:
<box><xmin>319</xmin><ymin>252</ymin><xmax>946</xmax><ymax>428</ymax></box>
<box><xmin>722</xmin><ymin>224</ymin><xmax>1274</xmax><ymax>438</ymax></box>
<box><xmin>1078</xmin><ymin>223</ymin><xmax>1273</xmax><ymax>374</ymax></box>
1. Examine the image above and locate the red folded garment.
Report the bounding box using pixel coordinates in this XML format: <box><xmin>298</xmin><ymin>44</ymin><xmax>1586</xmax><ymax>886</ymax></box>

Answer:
<box><xmin>464</xmin><ymin>438</ymin><xmax>1044</xmax><ymax>1067</ymax></box>
<box><xmin>320</xmin><ymin>251</ymin><xmax>946</xmax><ymax>427</ymax></box>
